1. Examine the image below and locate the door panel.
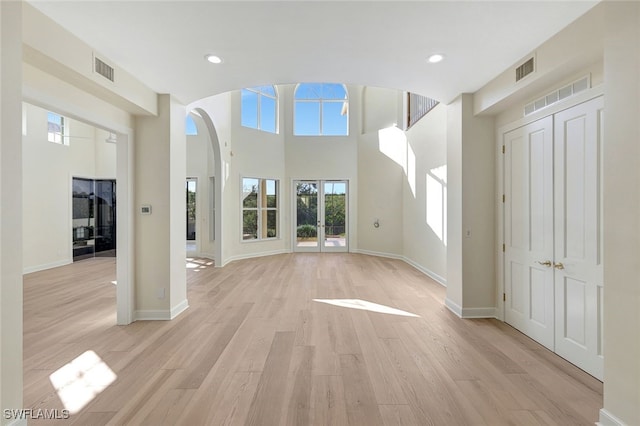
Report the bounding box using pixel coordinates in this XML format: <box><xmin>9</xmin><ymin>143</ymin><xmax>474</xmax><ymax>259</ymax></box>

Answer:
<box><xmin>504</xmin><ymin>116</ymin><xmax>555</xmax><ymax>350</ymax></box>
<box><xmin>322</xmin><ymin>181</ymin><xmax>348</xmax><ymax>251</ymax></box>
<box><xmin>295</xmin><ymin>181</ymin><xmax>319</xmax><ymax>250</ymax></box>
<box><xmin>553</xmin><ymin>96</ymin><xmax>604</xmax><ymax>379</ymax></box>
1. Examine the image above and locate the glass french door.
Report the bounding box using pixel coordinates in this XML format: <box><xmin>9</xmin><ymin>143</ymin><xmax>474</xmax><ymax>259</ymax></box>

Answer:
<box><xmin>186</xmin><ymin>178</ymin><xmax>197</xmax><ymax>241</ymax></box>
<box><xmin>294</xmin><ymin>180</ymin><xmax>348</xmax><ymax>252</ymax></box>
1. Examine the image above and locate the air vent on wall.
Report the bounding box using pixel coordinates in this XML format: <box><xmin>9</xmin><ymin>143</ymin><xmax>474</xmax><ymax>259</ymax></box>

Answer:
<box><xmin>515</xmin><ymin>57</ymin><xmax>535</xmax><ymax>82</ymax></box>
<box><xmin>524</xmin><ymin>75</ymin><xmax>591</xmax><ymax>116</ymax></box>
<box><xmin>94</xmin><ymin>56</ymin><xmax>114</xmax><ymax>82</ymax></box>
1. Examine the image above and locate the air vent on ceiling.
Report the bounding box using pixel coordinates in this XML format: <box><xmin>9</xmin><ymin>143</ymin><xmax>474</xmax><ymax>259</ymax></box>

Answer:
<box><xmin>94</xmin><ymin>56</ymin><xmax>114</xmax><ymax>82</ymax></box>
<box><xmin>515</xmin><ymin>57</ymin><xmax>535</xmax><ymax>82</ymax></box>
<box><xmin>524</xmin><ymin>75</ymin><xmax>591</xmax><ymax>116</ymax></box>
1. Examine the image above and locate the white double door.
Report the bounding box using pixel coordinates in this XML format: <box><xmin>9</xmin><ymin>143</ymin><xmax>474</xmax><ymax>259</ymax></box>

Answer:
<box><xmin>294</xmin><ymin>180</ymin><xmax>348</xmax><ymax>252</ymax></box>
<box><xmin>504</xmin><ymin>96</ymin><xmax>604</xmax><ymax>380</ymax></box>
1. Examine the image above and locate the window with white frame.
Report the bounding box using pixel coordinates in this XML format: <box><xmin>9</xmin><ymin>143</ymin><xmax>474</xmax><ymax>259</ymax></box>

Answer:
<box><xmin>241</xmin><ymin>86</ymin><xmax>278</xmax><ymax>133</ymax></box>
<box><xmin>242</xmin><ymin>177</ymin><xmax>278</xmax><ymax>240</ymax></box>
<box><xmin>294</xmin><ymin>83</ymin><xmax>348</xmax><ymax>136</ymax></box>
<box><xmin>186</xmin><ymin>114</ymin><xmax>198</xmax><ymax>136</ymax></box>
<box><xmin>47</xmin><ymin>112</ymin><xmax>68</xmax><ymax>145</ymax></box>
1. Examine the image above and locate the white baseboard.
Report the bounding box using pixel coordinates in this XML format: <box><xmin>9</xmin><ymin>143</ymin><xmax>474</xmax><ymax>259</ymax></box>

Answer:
<box><xmin>444</xmin><ymin>298</ymin><xmax>497</xmax><ymax>319</ymax></box>
<box><xmin>23</xmin><ymin>259</ymin><xmax>71</xmax><ymax>274</ymax></box>
<box><xmin>401</xmin><ymin>256</ymin><xmax>447</xmax><ymax>286</ymax></box>
<box><xmin>460</xmin><ymin>307</ymin><xmax>498</xmax><ymax>319</ymax></box>
<box><xmin>170</xmin><ymin>299</ymin><xmax>189</xmax><ymax>319</ymax></box>
<box><xmin>445</xmin><ymin>298</ymin><xmax>463</xmax><ymax>317</ymax></box>
<box><xmin>352</xmin><ymin>249</ymin><xmax>447</xmax><ymax>287</ymax></box>
<box><xmin>352</xmin><ymin>249</ymin><xmax>404</xmax><ymax>261</ymax></box>
<box><xmin>134</xmin><ymin>309</ymin><xmax>172</xmax><ymax>321</ymax></box>
<box><xmin>221</xmin><ymin>249</ymin><xmax>289</xmax><ymax>267</ymax></box>
<box><xmin>598</xmin><ymin>409</ymin><xmax>627</xmax><ymax>426</ymax></box>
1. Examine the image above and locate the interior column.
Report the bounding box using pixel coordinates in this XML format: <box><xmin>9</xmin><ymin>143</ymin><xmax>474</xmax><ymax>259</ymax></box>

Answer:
<box><xmin>134</xmin><ymin>94</ymin><xmax>188</xmax><ymax>320</ymax></box>
<box><xmin>0</xmin><ymin>0</ymin><xmax>24</xmax><ymax>418</ymax></box>
<box><xmin>446</xmin><ymin>94</ymin><xmax>496</xmax><ymax>317</ymax></box>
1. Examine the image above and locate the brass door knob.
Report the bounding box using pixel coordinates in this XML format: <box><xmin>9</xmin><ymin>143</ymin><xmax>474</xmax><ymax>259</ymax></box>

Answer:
<box><xmin>554</xmin><ymin>262</ymin><xmax>565</xmax><ymax>270</ymax></box>
<box><xmin>536</xmin><ymin>260</ymin><xmax>552</xmax><ymax>267</ymax></box>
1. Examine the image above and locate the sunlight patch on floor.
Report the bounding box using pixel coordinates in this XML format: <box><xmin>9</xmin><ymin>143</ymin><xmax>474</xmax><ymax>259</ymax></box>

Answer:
<box><xmin>186</xmin><ymin>258</ymin><xmax>214</xmax><ymax>271</ymax></box>
<box><xmin>313</xmin><ymin>298</ymin><xmax>420</xmax><ymax>317</ymax></box>
<box><xmin>49</xmin><ymin>350</ymin><xmax>117</xmax><ymax>414</ymax></box>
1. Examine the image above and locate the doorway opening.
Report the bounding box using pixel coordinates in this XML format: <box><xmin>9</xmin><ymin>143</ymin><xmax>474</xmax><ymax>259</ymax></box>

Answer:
<box><xmin>72</xmin><ymin>177</ymin><xmax>117</xmax><ymax>261</ymax></box>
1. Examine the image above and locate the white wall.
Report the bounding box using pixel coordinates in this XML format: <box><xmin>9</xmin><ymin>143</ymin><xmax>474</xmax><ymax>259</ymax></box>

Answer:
<box><xmin>404</xmin><ymin>104</ymin><xmax>448</xmax><ymax>283</ymax></box>
<box><xmin>601</xmin><ymin>2</ymin><xmax>640</xmax><ymax>424</ymax></box>
<box><xmin>357</xmin><ymin>87</ymin><xmax>404</xmax><ymax>257</ymax></box>
<box><xmin>22</xmin><ymin>102</ymin><xmax>117</xmax><ymax>273</ymax></box>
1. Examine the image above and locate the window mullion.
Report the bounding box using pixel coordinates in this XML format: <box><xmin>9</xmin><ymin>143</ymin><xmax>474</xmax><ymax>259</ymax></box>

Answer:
<box><xmin>319</xmin><ymin>99</ymin><xmax>323</xmax><ymax>136</ymax></box>
<box><xmin>256</xmin><ymin>92</ymin><xmax>261</xmax><ymax>130</ymax></box>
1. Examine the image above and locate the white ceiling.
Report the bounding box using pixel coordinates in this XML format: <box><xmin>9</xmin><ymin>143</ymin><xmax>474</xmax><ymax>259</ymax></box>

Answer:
<box><xmin>29</xmin><ymin>1</ymin><xmax>599</xmax><ymax>105</ymax></box>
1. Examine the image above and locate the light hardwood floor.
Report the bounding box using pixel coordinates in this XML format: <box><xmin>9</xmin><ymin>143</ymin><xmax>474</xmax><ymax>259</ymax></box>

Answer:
<box><xmin>23</xmin><ymin>253</ymin><xmax>603</xmax><ymax>425</ymax></box>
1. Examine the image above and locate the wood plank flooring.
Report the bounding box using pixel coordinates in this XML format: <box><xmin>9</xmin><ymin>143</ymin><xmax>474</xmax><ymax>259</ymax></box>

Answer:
<box><xmin>23</xmin><ymin>253</ymin><xmax>603</xmax><ymax>425</ymax></box>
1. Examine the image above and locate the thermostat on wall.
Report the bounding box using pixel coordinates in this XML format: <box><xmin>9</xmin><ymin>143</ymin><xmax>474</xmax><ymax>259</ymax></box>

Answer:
<box><xmin>141</xmin><ymin>205</ymin><xmax>152</xmax><ymax>215</ymax></box>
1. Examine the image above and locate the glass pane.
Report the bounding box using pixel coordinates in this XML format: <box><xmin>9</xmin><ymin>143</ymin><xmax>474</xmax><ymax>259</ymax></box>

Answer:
<box><xmin>241</xmin><ymin>89</ymin><xmax>258</xmax><ymax>129</ymax></box>
<box><xmin>296</xmin><ymin>182</ymin><xmax>318</xmax><ymax>247</ymax></box>
<box><xmin>185</xmin><ymin>115</ymin><xmax>198</xmax><ymax>135</ymax></box>
<box><xmin>242</xmin><ymin>178</ymin><xmax>259</xmax><ymax>208</ymax></box>
<box><xmin>260</xmin><ymin>96</ymin><xmax>277</xmax><ymax>133</ymax></box>
<box><xmin>95</xmin><ymin>180</ymin><xmax>116</xmax><ymax>256</ymax></box>
<box><xmin>186</xmin><ymin>179</ymin><xmax>197</xmax><ymax>241</ymax></box>
<box><xmin>322</xmin><ymin>101</ymin><xmax>348</xmax><ymax>136</ymax></box>
<box><xmin>260</xmin><ymin>85</ymin><xmax>276</xmax><ymax>97</ymax></box>
<box><xmin>72</xmin><ymin>177</ymin><xmax>95</xmax><ymax>260</ymax></box>
<box><xmin>324</xmin><ymin>182</ymin><xmax>347</xmax><ymax>247</ymax></box>
<box><xmin>264</xmin><ymin>210</ymin><xmax>277</xmax><ymax>238</ymax></box>
<box><xmin>48</xmin><ymin>112</ymin><xmax>64</xmax><ymax>143</ymax></box>
<box><xmin>295</xmin><ymin>101</ymin><xmax>320</xmax><ymax>135</ymax></box>
<box><xmin>265</xmin><ymin>179</ymin><xmax>277</xmax><ymax>208</ymax></box>
<box><xmin>295</xmin><ymin>83</ymin><xmax>323</xmax><ymax>99</ymax></box>
<box><xmin>243</xmin><ymin>210</ymin><xmax>258</xmax><ymax>240</ymax></box>
<box><xmin>322</xmin><ymin>83</ymin><xmax>347</xmax><ymax>100</ymax></box>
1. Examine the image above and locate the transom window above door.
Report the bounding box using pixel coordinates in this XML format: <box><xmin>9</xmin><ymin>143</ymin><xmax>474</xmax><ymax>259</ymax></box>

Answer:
<box><xmin>294</xmin><ymin>83</ymin><xmax>349</xmax><ymax>136</ymax></box>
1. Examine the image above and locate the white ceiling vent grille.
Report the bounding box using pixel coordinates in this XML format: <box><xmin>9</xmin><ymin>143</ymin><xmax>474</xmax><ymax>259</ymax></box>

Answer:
<box><xmin>524</xmin><ymin>76</ymin><xmax>591</xmax><ymax>116</ymax></box>
<box><xmin>515</xmin><ymin>57</ymin><xmax>535</xmax><ymax>82</ymax></box>
<box><xmin>94</xmin><ymin>55</ymin><xmax>114</xmax><ymax>82</ymax></box>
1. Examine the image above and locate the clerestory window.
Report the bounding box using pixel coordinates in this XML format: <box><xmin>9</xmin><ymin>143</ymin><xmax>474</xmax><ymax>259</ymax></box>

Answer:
<box><xmin>241</xmin><ymin>86</ymin><xmax>278</xmax><ymax>134</ymax></box>
<box><xmin>294</xmin><ymin>83</ymin><xmax>348</xmax><ymax>136</ymax></box>
<box><xmin>47</xmin><ymin>112</ymin><xmax>68</xmax><ymax>145</ymax></box>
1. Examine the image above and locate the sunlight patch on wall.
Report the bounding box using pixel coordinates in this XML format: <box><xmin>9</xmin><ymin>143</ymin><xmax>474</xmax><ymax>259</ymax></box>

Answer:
<box><xmin>426</xmin><ymin>165</ymin><xmax>447</xmax><ymax>246</ymax></box>
<box><xmin>378</xmin><ymin>126</ymin><xmax>407</xmax><ymax>173</ymax></box>
<box><xmin>313</xmin><ymin>298</ymin><xmax>420</xmax><ymax>317</ymax></box>
<box><xmin>49</xmin><ymin>350</ymin><xmax>117</xmax><ymax>414</ymax></box>
<box><xmin>407</xmin><ymin>143</ymin><xmax>416</xmax><ymax>198</ymax></box>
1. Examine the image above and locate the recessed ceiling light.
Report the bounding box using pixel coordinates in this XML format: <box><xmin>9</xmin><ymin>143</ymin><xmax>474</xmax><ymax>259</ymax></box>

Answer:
<box><xmin>205</xmin><ymin>54</ymin><xmax>223</xmax><ymax>64</ymax></box>
<box><xmin>427</xmin><ymin>54</ymin><xmax>444</xmax><ymax>64</ymax></box>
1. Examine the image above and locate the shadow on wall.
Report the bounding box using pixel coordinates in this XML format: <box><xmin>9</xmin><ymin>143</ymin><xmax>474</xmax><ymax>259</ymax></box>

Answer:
<box><xmin>378</xmin><ymin>125</ymin><xmax>447</xmax><ymax>245</ymax></box>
